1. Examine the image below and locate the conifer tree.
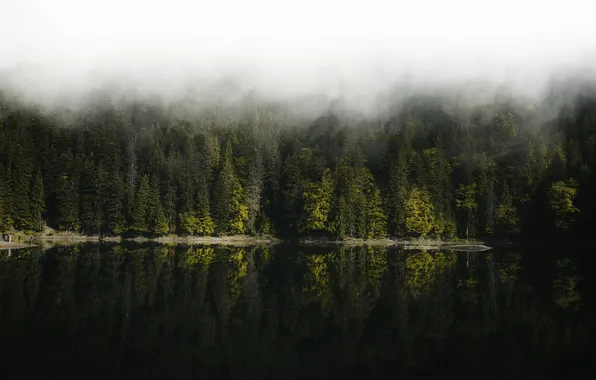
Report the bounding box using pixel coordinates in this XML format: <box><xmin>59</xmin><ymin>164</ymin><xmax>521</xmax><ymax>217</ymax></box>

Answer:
<box><xmin>212</xmin><ymin>140</ymin><xmax>248</xmax><ymax>235</ymax></box>
<box><xmin>363</xmin><ymin>168</ymin><xmax>387</xmax><ymax>238</ymax></box>
<box><xmin>385</xmin><ymin>155</ymin><xmax>408</xmax><ymax>237</ymax></box>
<box><xmin>79</xmin><ymin>161</ymin><xmax>101</xmax><ymax>234</ymax></box>
<box><xmin>56</xmin><ymin>175</ymin><xmax>79</xmax><ymax>231</ymax></box>
<box><xmin>28</xmin><ymin>170</ymin><xmax>45</xmax><ymax>231</ymax></box>
<box><xmin>130</xmin><ymin>175</ymin><xmax>150</xmax><ymax>234</ymax></box>
<box><xmin>281</xmin><ymin>152</ymin><xmax>302</xmax><ymax>232</ymax></box>
<box><xmin>148</xmin><ymin>176</ymin><xmax>169</xmax><ymax>235</ymax></box>
<box><xmin>403</xmin><ymin>186</ymin><xmax>435</xmax><ymax>237</ymax></box>
<box><xmin>10</xmin><ymin>143</ymin><xmax>33</xmax><ymax>230</ymax></box>
<box><xmin>495</xmin><ymin>182</ymin><xmax>520</xmax><ymax>235</ymax></box>
<box><xmin>548</xmin><ymin>178</ymin><xmax>580</xmax><ymax>231</ymax></box>
<box><xmin>0</xmin><ymin>166</ymin><xmax>13</xmax><ymax>232</ymax></box>
<box><xmin>302</xmin><ymin>168</ymin><xmax>333</xmax><ymax>234</ymax></box>
<box><xmin>103</xmin><ymin>172</ymin><xmax>126</xmax><ymax>235</ymax></box>
<box><xmin>195</xmin><ymin>164</ymin><xmax>215</xmax><ymax>235</ymax></box>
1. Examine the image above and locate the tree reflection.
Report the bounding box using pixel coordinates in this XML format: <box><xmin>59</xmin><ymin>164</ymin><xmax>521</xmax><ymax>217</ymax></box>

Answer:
<box><xmin>0</xmin><ymin>244</ymin><xmax>592</xmax><ymax>379</ymax></box>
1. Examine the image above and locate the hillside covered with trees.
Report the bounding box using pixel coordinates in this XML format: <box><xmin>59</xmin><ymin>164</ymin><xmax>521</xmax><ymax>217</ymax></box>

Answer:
<box><xmin>1</xmin><ymin>86</ymin><xmax>595</xmax><ymax>240</ymax></box>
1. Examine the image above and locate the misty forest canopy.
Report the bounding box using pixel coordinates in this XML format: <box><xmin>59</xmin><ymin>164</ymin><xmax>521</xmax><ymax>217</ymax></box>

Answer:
<box><xmin>1</xmin><ymin>84</ymin><xmax>595</xmax><ymax>240</ymax></box>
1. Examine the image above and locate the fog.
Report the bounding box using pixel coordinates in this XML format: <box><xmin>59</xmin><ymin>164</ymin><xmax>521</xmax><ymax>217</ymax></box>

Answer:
<box><xmin>2</xmin><ymin>0</ymin><xmax>595</xmax><ymax>114</ymax></box>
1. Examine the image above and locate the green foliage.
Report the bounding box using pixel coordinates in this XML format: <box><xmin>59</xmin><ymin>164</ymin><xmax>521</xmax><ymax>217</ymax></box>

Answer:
<box><xmin>455</xmin><ymin>183</ymin><xmax>478</xmax><ymax>237</ymax></box>
<box><xmin>148</xmin><ymin>177</ymin><xmax>169</xmax><ymax>235</ymax></box>
<box><xmin>301</xmin><ymin>168</ymin><xmax>333</xmax><ymax>233</ymax></box>
<box><xmin>548</xmin><ymin>178</ymin><xmax>580</xmax><ymax>230</ymax></box>
<box><xmin>179</xmin><ymin>211</ymin><xmax>200</xmax><ymax>235</ymax></box>
<box><xmin>385</xmin><ymin>154</ymin><xmax>409</xmax><ymax>237</ymax></box>
<box><xmin>27</xmin><ymin>170</ymin><xmax>45</xmax><ymax>231</ymax></box>
<box><xmin>403</xmin><ymin>250</ymin><xmax>456</xmax><ymax>295</ymax></box>
<box><xmin>363</xmin><ymin>169</ymin><xmax>387</xmax><ymax>238</ymax></box>
<box><xmin>130</xmin><ymin>176</ymin><xmax>150</xmax><ymax>234</ymax></box>
<box><xmin>56</xmin><ymin>175</ymin><xmax>79</xmax><ymax>232</ymax></box>
<box><xmin>403</xmin><ymin>187</ymin><xmax>435</xmax><ymax>237</ymax></box>
<box><xmin>103</xmin><ymin>173</ymin><xmax>126</xmax><ymax>235</ymax></box>
<box><xmin>495</xmin><ymin>183</ymin><xmax>520</xmax><ymax>235</ymax></box>
<box><xmin>213</xmin><ymin>141</ymin><xmax>248</xmax><ymax>235</ymax></box>
<box><xmin>0</xmin><ymin>90</ymin><xmax>594</xmax><ymax>239</ymax></box>
<box><xmin>0</xmin><ymin>170</ymin><xmax>13</xmax><ymax>232</ymax></box>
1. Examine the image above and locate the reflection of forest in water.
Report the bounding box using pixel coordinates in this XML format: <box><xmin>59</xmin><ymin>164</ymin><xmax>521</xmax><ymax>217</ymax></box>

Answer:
<box><xmin>0</xmin><ymin>244</ymin><xmax>594</xmax><ymax>379</ymax></box>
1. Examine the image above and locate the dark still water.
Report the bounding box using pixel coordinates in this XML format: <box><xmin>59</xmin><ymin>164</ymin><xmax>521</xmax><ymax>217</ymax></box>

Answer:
<box><xmin>0</xmin><ymin>244</ymin><xmax>594</xmax><ymax>379</ymax></box>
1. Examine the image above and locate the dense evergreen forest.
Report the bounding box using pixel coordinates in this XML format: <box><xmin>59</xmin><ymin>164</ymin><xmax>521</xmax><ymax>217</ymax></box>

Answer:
<box><xmin>1</xmin><ymin>85</ymin><xmax>595</xmax><ymax>240</ymax></box>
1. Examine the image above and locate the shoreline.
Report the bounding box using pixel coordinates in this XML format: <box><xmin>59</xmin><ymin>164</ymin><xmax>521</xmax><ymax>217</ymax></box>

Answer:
<box><xmin>2</xmin><ymin>231</ymin><xmax>494</xmax><ymax>250</ymax></box>
<box><xmin>26</xmin><ymin>233</ymin><xmax>489</xmax><ymax>249</ymax></box>
<box><xmin>0</xmin><ymin>242</ymin><xmax>39</xmax><ymax>250</ymax></box>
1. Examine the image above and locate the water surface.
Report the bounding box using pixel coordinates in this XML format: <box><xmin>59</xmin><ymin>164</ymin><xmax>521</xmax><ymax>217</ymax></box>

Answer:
<box><xmin>0</xmin><ymin>243</ymin><xmax>594</xmax><ymax>379</ymax></box>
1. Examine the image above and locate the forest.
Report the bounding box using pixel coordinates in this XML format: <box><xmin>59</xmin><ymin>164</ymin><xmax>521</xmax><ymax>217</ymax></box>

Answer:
<box><xmin>0</xmin><ymin>84</ymin><xmax>595</xmax><ymax>240</ymax></box>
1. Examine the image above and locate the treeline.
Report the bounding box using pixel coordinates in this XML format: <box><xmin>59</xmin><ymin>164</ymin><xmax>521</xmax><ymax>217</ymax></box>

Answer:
<box><xmin>1</xmin><ymin>88</ymin><xmax>595</xmax><ymax>239</ymax></box>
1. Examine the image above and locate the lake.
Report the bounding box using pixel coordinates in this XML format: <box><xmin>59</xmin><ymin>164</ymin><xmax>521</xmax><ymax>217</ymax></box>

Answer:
<box><xmin>0</xmin><ymin>243</ymin><xmax>594</xmax><ymax>379</ymax></box>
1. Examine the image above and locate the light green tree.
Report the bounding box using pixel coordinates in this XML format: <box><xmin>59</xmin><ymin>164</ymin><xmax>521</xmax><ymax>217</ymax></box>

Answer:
<box><xmin>213</xmin><ymin>140</ymin><xmax>248</xmax><ymax>235</ymax></box>
<box><xmin>547</xmin><ymin>178</ymin><xmax>579</xmax><ymax>230</ymax></box>
<box><xmin>495</xmin><ymin>183</ymin><xmax>520</xmax><ymax>235</ymax></box>
<box><xmin>363</xmin><ymin>169</ymin><xmax>387</xmax><ymax>238</ymax></box>
<box><xmin>403</xmin><ymin>186</ymin><xmax>435</xmax><ymax>237</ymax></box>
<box><xmin>301</xmin><ymin>168</ymin><xmax>333</xmax><ymax>233</ymax></box>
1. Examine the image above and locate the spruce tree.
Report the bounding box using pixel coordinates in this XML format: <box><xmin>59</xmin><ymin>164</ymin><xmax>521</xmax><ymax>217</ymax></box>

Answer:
<box><xmin>103</xmin><ymin>172</ymin><xmax>126</xmax><ymax>235</ymax></box>
<box><xmin>212</xmin><ymin>140</ymin><xmax>248</xmax><ymax>235</ymax></box>
<box><xmin>79</xmin><ymin>161</ymin><xmax>101</xmax><ymax>234</ymax></box>
<box><xmin>403</xmin><ymin>186</ymin><xmax>435</xmax><ymax>237</ymax></box>
<box><xmin>385</xmin><ymin>155</ymin><xmax>408</xmax><ymax>237</ymax></box>
<box><xmin>301</xmin><ymin>168</ymin><xmax>333</xmax><ymax>234</ymax></box>
<box><xmin>130</xmin><ymin>175</ymin><xmax>150</xmax><ymax>234</ymax></box>
<box><xmin>0</xmin><ymin>166</ymin><xmax>13</xmax><ymax>232</ymax></box>
<box><xmin>10</xmin><ymin>143</ymin><xmax>33</xmax><ymax>230</ymax></box>
<box><xmin>363</xmin><ymin>168</ymin><xmax>387</xmax><ymax>238</ymax></box>
<box><xmin>56</xmin><ymin>175</ymin><xmax>79</xmax><ymax>232</ymax></box>
<box><xmin>195</xmin><ymin>163</ymin><xmax>215</xmax><ymax>235</ymax></box>
<box><xmin>28</xmin><ymin>170</ymin><xmax>45</xmax><ymax>232</ymax></box>
<box><xmin>148</xmin><ymin>176</ymin><xmax>169</xmax><ymax>235</ymax></box>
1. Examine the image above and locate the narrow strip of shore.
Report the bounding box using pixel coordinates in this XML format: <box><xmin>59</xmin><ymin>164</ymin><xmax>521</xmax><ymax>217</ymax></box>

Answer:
<box><xmin>0</xmin><ymin>242</ymin><xmax>38</xmax><ymax>249</ymax></box>
<box><xmin>3</xmin><ymin>232</ymin><xmax>491</xmax><ymax>250</ymax></box>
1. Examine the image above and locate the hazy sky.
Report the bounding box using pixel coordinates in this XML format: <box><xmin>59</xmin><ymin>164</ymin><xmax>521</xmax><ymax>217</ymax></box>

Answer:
<box><xmin>2</xmin><ymin>0</ymin><xmax>595</xmax><ymax>108</ymax></box>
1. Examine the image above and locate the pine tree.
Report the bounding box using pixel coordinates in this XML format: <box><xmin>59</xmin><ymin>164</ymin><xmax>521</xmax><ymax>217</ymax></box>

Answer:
<box><xmin>547</xmin><ymin>178</ymin><xmax>580</xmax><ymax>231</ymax></box>
<box><xmin>455</xmin><ymin>183</ymin><xmax>478</xmax><ymax>238</ymax></box>
<box><xmin>385</xmin><ymin>155</ymin><xmax>408</xmax><ymax>237</ymax></box>
<box><xmin>212</xmin><ymin>140</ymin><xmax>248</xmax><ymax>235</ymax></box>
<box><xmin>10</xmin><ymin>143</ymin><xmax>33</xmax><ymax>229</ymax></box>
<box><xmin>261</xmin><ymin>140</ymin><xmax>281</xmax><ymax>233</ymax></box>
<box><xmin>363</xmin><ymin>169</ymin><xmax>387</xmax><ymax>238</ymax></box>
<box><xmin>56</xmin><ymin>175</ymin><xmax>79</xmax><ymax>231</ymax></box>
<box><xmin>103</xmin><ymin>171</ymin><xmax>126</xmax><ymax>235</ymax></box>
<box><xmin>79</xmin><ymin>161</ymin><xmax>102</xmax><ymax>234</ymax></box>
<box><xmin>147</xmin><ymin>176</ymin><xmax>169</xmax><ymax>235</ymax></box>
<box><xmin>28</xmin><ymin>170</ymin><xmax>45</xmax><ymax>232</ymax></box>
<box><xmin>246</xmin><ymin>147</ymin><xmax>264</xmax><ymax>234</ymax></box>
<box><xmin>495</xmin><ymin>182</ymin><xmax>520</xmax><ymax>235</ymax></box>
<box><xmin>195</xmin><ymin>163</ymin><xmax>215</xmax><ymax>235</ymax></box>
<box><xmin>329</xmin><ymin>159</ymin><xmax>358</xmax><ymax>237</ymax></box>
<box><xmin>281</xmin><ymin>152</ymin><xmax>302</xmax><ymax>232</ymax></box>
<box><xmin>0</xmin><ymin>166</ymin><xmax>13</xmax><ymax>232</ymax></box>
<box><xmin>302</xmin><ymin>168</ymin><xmax>333</xmax><ymax>234</ymax></box>
<box><xmin>403</xmin><ymin>186</ymin><xmax>435</xmax><ymax>237</ymax></box>
<box><xmin>130</xmin><ymin>175</ymin><xmax>150</xmax><ymax>234</ymax></box>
